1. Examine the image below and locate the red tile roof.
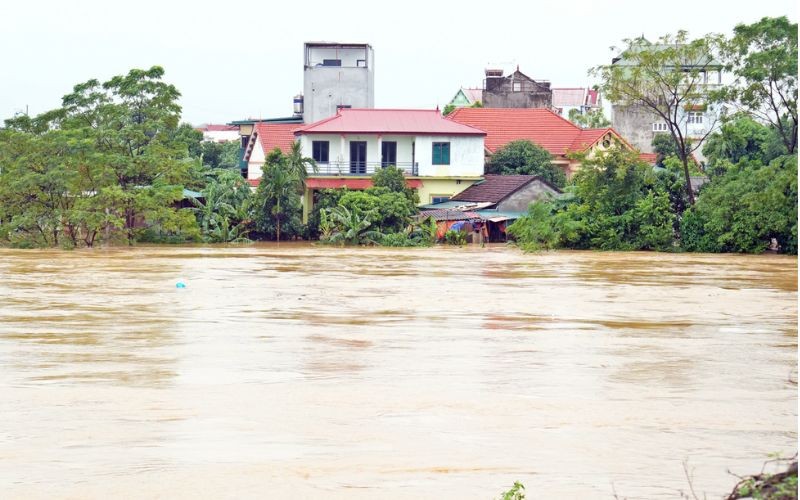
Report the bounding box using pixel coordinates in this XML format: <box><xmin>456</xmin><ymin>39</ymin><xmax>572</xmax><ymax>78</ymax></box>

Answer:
<box><xmin>295</xmin><ymin>109</ymin><xmax>486</xmax><ymax>136</ymax></box>
<box><xmin>570</xmin><ymin>128</ymin><xmax>613</xmax><ymax>150</ymax></box>
<box><xmin>255</xmin><ymin>123</ymin><xmax>298</xmax><ymax>154</ymax></box>
<box><xmin>450</xmin><ymin>175</ymin><xmax>560</xmax><ymax>203</ymax></box>
<box><xmin>639</xmin><ymin>153</ymin><xmax>659</xmax><ymax>164</ymax></box>
<box><xmin>446</xmin><ymin>108</ymin><xmax>626</xmax><ymax>156</ymax></box>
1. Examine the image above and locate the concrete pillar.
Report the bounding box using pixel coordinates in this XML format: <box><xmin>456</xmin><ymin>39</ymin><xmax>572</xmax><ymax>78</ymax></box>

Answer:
<box><xmin>302</xmin><ymin>187</ymin><xmax>313</xmax><ymax>224</ymax></box>
<box><xmin>377</xmin><ymin>135</ymin><xmax>382</xmax><ymax>169</ymax></box>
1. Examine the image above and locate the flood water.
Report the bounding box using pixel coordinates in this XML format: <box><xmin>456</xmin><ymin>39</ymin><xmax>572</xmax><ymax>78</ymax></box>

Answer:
<box><xmin>0</xmin><ymin>245</ymin><xmax>796</xmax><ymax>499</ymax></box>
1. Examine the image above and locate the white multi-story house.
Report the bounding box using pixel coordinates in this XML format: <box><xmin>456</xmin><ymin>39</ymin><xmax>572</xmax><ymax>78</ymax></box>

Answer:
<box><xmin>242</xmin><ymin>108</ymin><xmax>487</xmax><ymax>220</ymax></box>
<box><xmin>609</xmin><ymin>38</ymin><xmax>726</xmax><ymax>156</ymax></box>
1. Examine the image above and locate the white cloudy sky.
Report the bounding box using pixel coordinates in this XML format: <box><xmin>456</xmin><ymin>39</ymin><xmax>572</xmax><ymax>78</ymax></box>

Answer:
<box><xmin>0</xmin><ymin>0</ymin><xmax>795</xmax><ymax>125</ymax></box>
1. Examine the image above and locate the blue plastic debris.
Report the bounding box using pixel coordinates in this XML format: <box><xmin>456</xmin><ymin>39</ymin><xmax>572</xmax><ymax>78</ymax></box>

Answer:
<box><xmin>176</xmin><ymin>281</ymin><xmax>187</xmax><ymax>289</ymax></box>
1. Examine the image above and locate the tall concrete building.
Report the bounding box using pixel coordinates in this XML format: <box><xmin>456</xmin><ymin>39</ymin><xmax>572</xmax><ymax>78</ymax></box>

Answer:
<box><xmin>303</xmin><ymin>42</ymin><xmax>374</xmax><ymax>124</ymax></box>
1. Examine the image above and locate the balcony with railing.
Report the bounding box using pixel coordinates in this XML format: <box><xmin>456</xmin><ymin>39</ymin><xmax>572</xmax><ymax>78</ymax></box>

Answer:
<box><xmin>310</xmin><ymin>161</ymin><xmax>418</xmax><ymax>176</ymax></box>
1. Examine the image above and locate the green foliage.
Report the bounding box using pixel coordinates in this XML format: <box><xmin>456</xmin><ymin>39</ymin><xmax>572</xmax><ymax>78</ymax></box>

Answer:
<box><xmin>702</xmin><ymin>115</ymin><xmax>787</xmax><ymax>176</ymax></box>
<box><xmin>595</xmin><ymin>31</ymin><xmax>725</xmax><ymax>203</ymax></box>
<box><xmin>721</xmin><ymin>16</ymin><xmax>797</xmax><ymax>154</ymax></box>
<box><xmin>321</xmin><ymin>206</ymin><xmax>384</xmax><ymax>246</ymax></box>
<box><xmin>190</xmin><ymin>169</ymin><xmax>254</xmax><ymax>243</ymax></box>
<box><xmin>0</xmin><ymin>66</ymin><xmax>198</xmax><ymax>247</ymax></box>
<box><xmin>252</xmin><ymin>150</ymin><xmax>303</xmax><ymax>241</ymax></box>
<box><xmin>498</xmin><ymin>481</ymin><xmax>525</xmax><ymax>500</ymax></box>
<box><xmin>442</xmin><ymin>104</ymin><xmax>456</xmax><ymax>116</ymax></box>
<box><xmin>508</xmin><ymin>149</ymin><xmax>681</xmax><ymax>252</ymax></box>
<box><xmin>198</xmin><ymin>140</ymin><xmax>241</xmax><ymax>170</ymax></box>
<box><xmin>338</xmin><ymin>187</ymin><xmax>416</xmax><ymax>234</ymax></box>
<box><xmin>306</xmin><ymin>188</ymin><xmax>347</xmax><ymax>239</ymax></box>
<box><xmin>652</xmin><ymin>133</ymin><xmax>682</xmax><ymax>167</ymax></box>
<box><xmin>444</xmin><ymin>229</ymin><xmax>467</xmax><ymax>246</ymax></box>
<box><xmin>486</xmin><ymin>140</ymin><xmax>566</xmax><ymax>187</ymax></box>
<box><xmin>371</xmin><ymin>164</ymin><xmax>418</xmax><ymax>204</ymax></box>
<box><xmin>681</xmin><ymin>155</ymin><xmax>797</xmax><ymax>254</ymax></box>
<box><xmin>568</xmin><ymin>108</ymin><xmax>610</xmax><ymax>128</ymax></box>
<box><xmin>284</xmin><ymin>141</ymin><xmax>317</xmax><ymax>188</ymax></box>
<box><xmin>507</xmin><ymin>201</ymin><xmax>561</xmax><ymax>251</ymax></box>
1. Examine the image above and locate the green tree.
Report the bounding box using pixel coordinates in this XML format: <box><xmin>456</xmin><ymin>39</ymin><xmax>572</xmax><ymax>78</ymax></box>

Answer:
<box><xmin>681</xmin><ymin>155</ymin><xmax>797</xmax><ymax>254</ymax></box>
<box><xmin>701</xmin><ymin>115</ymin><xmax>786</xmax><ymax>176</ymax></box>
<box><xmin>568</xmin><ymin>108</ymin><xmax>610</xmax><ymax>128</ymax></box>
<box><xmin>442</xmin><ymin>104</ymin><xmax>456</xmax><ymax>116</ymax></box>
<box><xmin>1</xmin><ymin>66</ymin><xmax>198</xmax><ymax>247</ymax></box>
<box><xmin>338</xmin><ymin>187</ymin><xmax>416</xmax><ymax>234</ymax></box>
<box><xmin>651</xmin><ymin>133</ymin><xmax>681</xmax><ymax>167</ymax></box>
<box><xmin>721</xmin><ymin>16</ymin><xmax>797</xmax><ymax>154</ymax></box>
<box><xmin>371</xmin><ymin>164</ymin><xmax>419</xmax><ymax>204</ymax></box>
<box><xmin>595</xmin><ymin>32</ymin><xmax>724</xmax><ymax>203</ymax></box>
<box><xmin>253</xmin><ymin>150</ymin><xmax>302</xmax><ymax>241</ymax></box>
<box><xmin>508</xmin><ymin>149</ymin><xmax>681</xmax><ymax>251</ymax></box>
<box><xmin>284</xmin><ymin>141</ymin><xmax>317</xmax><ymax>188</ymax></box>
<box><xmin>486</xmin><ymin>140</ymin><xmax>566</xmax><ymax>187</ymax></box>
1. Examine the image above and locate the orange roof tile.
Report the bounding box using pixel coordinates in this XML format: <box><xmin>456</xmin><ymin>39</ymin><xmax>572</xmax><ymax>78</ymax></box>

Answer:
<box><xmin>255</xmin><ymin>123</ymin><xmax>298</xmax><ymax>154</ymax></box>
<box><xmin>446</xmin><ymin>108</ymin><xmax>625</xmax><ymax>156</ymax></box>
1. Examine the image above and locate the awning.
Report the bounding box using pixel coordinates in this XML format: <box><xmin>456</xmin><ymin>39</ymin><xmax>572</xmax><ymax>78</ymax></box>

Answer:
<box><xmin>487</xmin><ymin>216</ymin><xmax>512</xmax><ymax>222</ymax></box>
<box><xmin>305</xmin><ymin>178</ymin><xmax>423</xmax><ymax>189</ymax></box>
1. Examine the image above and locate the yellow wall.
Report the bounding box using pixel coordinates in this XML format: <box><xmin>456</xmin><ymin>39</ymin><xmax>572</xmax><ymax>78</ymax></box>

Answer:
<box><xmin>416</xmin><ymin>177</ymin><xmax>482</xmax><ymax>205</ymax></box>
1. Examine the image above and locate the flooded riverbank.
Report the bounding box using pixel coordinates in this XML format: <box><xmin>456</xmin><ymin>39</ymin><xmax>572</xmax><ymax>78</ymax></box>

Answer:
<box><xmin>0</xmin><ymin>245</ymin><xmax>796</xmax><ymax>498</ymax></box>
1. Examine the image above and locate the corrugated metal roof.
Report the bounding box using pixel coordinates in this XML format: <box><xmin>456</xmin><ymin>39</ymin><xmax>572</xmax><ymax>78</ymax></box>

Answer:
<box><xmin>295</xmin><ymin>109</ymin><xmax>487</xmax><ymax>136</ymax></box>
<box><xmin>418</xmin><ymin>209</ymin><xmax>477</xmax><ymax>221</ymax></box>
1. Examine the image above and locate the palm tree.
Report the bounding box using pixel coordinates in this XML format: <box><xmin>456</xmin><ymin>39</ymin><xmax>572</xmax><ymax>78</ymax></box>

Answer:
<box><xmin>285</xmin><ymin>142</ymin><xmax>318</xmax><ymax>191</ymax></box>
<box><xmin>260</xmin><ymin>164</ymin><xmax>298</xmax><ymax>241</ymax></box>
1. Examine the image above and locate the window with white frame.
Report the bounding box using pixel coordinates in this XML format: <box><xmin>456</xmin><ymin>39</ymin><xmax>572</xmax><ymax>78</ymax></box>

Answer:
<box><xmin>652</xmin><ymin>122</ymin><xmax>668</xmax><ymax>132</ymax></box>
<box><xmin>687</xmin><ymin>112</ymin><xmax>704</xmax><ymax>124</ymax></box>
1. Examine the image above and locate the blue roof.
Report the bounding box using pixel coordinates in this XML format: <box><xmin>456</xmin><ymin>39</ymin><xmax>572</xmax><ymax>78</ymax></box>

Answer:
<box><xmin>182</xmin><ymin>188</ymin><xmax>203</xmax><ymax>199</ymax></box>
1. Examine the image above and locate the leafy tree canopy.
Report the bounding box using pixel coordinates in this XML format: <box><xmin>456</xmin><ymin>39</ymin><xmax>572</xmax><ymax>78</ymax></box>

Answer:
<box><xmin>720</xmin><ymin>16</ymin><xmax>798</xmax><ymax>153</ymax></box>
<box><xmin>486</xmin><ymin>140</ymin><xmax>566</xmax><ymax>187</ymax></box>
<box><xmin>568</xmin><ymin>108</ymin><xmax>610</xmax><ymax>129</ymax></box>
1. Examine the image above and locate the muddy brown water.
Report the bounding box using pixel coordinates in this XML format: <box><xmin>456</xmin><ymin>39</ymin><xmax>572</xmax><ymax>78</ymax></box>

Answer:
<box><xmin>0</xmin><ymin>244</ymin><xmax>796</xmax><ymax>499</ymax></box>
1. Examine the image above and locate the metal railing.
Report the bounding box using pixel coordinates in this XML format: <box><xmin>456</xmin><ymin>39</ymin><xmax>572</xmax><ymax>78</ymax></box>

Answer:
<box><xmin>310</xmin><ymin>161</ymin><xmax>418</xmax><ymax>176</ymax></box>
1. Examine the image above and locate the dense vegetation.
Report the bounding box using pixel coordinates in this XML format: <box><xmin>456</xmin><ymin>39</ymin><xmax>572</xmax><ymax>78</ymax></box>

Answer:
<box><xmin>485</xmin><ymin>140</ymin><xmax>567</xmax><ymax>188</ymax></box>
<box><xmin>0</xmin><ymin>17</ymin><xmax>795</xmax><ymax>253</ymax></box>
<box><xmin>509</xmin><ymin>16</ymin><xmax>797</xmax><ymax>255</ymax></box>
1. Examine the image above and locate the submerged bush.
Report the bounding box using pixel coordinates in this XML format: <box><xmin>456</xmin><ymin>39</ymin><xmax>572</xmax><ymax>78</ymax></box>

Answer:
<box><xmin>681</xmin><ymin>155</ymin><xmax>797</xmax><ymax>254</ymax></box>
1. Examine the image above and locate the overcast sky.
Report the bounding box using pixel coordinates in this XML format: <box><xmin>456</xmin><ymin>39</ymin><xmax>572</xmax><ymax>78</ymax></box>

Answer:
<box><xmin>1</xmin><ymin>0</ymin><xmax>795</xmax><ymax>125</ymax></box>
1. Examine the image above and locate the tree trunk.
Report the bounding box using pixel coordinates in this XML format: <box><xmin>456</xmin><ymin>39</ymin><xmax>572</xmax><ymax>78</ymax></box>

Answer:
<box><xmin>681</xmin><ymin>155</ymin><xmax>696</xmax><ymax>205</ymax></box>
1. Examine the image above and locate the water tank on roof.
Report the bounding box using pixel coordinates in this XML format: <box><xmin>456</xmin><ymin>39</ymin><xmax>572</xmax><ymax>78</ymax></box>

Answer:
<box><xmin>293</xmin><ymin>94</ymin><xmax>304</xmax><ymax>116</ymax></box>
